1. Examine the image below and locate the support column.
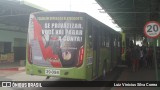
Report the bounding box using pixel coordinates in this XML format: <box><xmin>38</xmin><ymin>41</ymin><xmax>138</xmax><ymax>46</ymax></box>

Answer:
<box><xmin>133</xmin><ymin>34</ymin><xmax>136</xmax><ymax>45</ymax></box>
<box><xmin>150</xmin><ymin>0</ymin><xmax>160</xmax><ymax>81</ymax></box>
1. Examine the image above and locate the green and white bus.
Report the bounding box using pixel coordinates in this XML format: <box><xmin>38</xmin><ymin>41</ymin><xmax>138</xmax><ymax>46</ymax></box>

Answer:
<box><xmin>26</xmin><ymin>11</ymin><xmax>121</xmax><ymax>81</ymax></box>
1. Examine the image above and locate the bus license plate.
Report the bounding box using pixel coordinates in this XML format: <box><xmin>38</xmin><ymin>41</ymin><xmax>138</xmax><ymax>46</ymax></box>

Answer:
<box><xmin>45</xmin><ymin>69</ymin><xmax>60</xmax><ymax>75</ymax></box>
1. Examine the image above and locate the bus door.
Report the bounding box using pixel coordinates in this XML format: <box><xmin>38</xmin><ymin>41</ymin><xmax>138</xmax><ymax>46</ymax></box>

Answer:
<box><xmin>92</xmin><ymin>26</ymin><xmax>100</xmax><ymax>78</ymax></box>
<box><xmin>110</xmin><ymin>34</ymin><xmax>114</xmax><ymax>70</ymax></box>
<box><xmin>117</xmin><ymin>36</ymin><xmax>122</xmax><ymax>64</ymax></box>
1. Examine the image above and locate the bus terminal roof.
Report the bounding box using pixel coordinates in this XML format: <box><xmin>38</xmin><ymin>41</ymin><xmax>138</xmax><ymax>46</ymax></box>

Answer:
<box><xmin>0</xmin><ymin>0</ymin><xmax>47</xmax><ymax>33</ymax></box>
<box><xmin>1</xmin><ymin>0</ymin><xmax>160</xmax><ymax>38</ymax></box>
<box><xmin>96</xmin><ymin>0</ymin><xmax>160</xmax><ymax>39</ymax></box>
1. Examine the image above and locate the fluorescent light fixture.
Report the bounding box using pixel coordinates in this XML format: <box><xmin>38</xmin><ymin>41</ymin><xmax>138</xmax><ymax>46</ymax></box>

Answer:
<box><xmin>24</xmin><ymin>0</ymin><xmax>122</xmax><ymax>31</ymax></box>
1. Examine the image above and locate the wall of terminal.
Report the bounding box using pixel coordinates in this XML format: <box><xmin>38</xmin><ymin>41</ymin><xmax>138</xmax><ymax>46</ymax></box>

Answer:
<box><xmin>0</xmin><ymin>30</ymin><xmax>27</xmax><ymax>52</ymax></box>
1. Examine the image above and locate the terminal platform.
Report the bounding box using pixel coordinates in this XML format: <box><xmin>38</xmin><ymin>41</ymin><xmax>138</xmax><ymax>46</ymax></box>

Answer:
<box><xmin>111</xmin><ymin>66</ymin><xmax>159</xmax><ymax>90</ymax></box>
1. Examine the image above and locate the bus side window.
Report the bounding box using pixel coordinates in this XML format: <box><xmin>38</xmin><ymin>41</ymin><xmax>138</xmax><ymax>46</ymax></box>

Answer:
<box><xmin>88</xmin><ymin>22</ymin><xmax>92</xmax><ymax>48</ymax></box>
<box><xmin>106</xmin><ymin>32</ymin><xmax>109</xmax><ymax>47</ymax></box>
<box><xmin>101</xmin><ymin>29</ymin><xmax>105</xmax><ymax>47</ymax></box>
<box><xmin>92</xmin><ymin>26</ymin><xmax>98</xmax><ymax>50</ymax></box>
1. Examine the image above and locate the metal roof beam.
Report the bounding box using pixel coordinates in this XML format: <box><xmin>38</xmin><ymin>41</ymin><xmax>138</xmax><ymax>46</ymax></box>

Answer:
<box><xmin>150</xmin><ymin>0</ymin><xmax>160</xmax><ymax>20</ymax></box>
